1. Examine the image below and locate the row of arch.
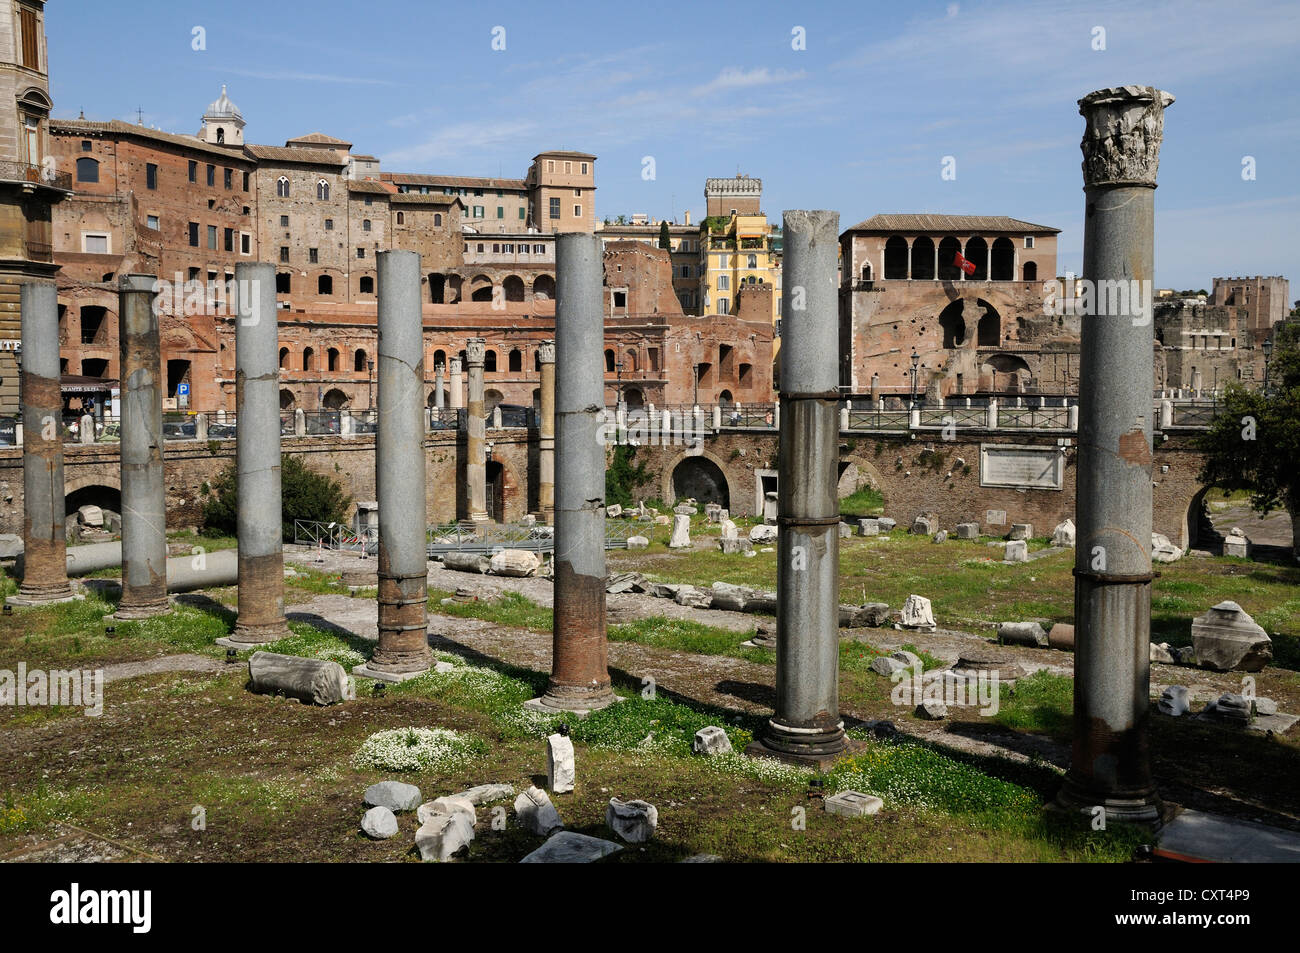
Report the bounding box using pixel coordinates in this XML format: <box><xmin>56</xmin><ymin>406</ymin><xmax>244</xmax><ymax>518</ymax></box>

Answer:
<box><xmin>429</xmin><ymin>273</ymin><xmax>554</xmax><ymax>304</ymax></box>
<box><xmin>275</xmin><ymin>273</ymin><xmax>374</xmax><ymax>296</ymax></box>
<box><xmin>874</xmin><ymin>236</ymin><xmax>1037</xmax><ymax>283</ymax></box>
<box><xmin>280</xmin><ymin>347</ymin><xmax>369</xmax><ymax>374</ymax></box>
<box><xmin>275</xmin><ymin>177</ymin><xmax>331</xmax><ymax>201</ymax></box>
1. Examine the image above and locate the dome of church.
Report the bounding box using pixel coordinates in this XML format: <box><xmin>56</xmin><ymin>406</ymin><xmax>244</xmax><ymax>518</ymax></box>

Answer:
<box><xmin>203</xmin><ymin>85</ymin><xmax>243</xmax><ymax>122</ymax></box>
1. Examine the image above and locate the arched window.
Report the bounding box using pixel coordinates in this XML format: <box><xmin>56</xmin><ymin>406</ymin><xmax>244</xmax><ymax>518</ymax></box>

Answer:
<box><xmin>963</xmin><ymin>237</ymin><xmax>988</xmax><ymax>280</ymax></box>
<box><xmin>747</xmin><ymin>254</ymin><xmax>757</xmax><ymax>269</ymax></box>
<box><xmin>434</xmin><ymin>213</ymin><xmax>442</xmax><ymax>226</ymax></box>
<box><xmin>937</xmin><ymin>237</ymin><xmax>962</xmax><ymax>280</ymax></box>
<box><xmin>484</xmin><ymin>350</ymin><xmax>498</xmax><ymax>372</ymax></box>
<box><xmin>316</xmin><ymin>179</ymin><xmax>330</xmax><ymax>201</ymax></box>
<box><xmin>278</xmin><ymin>347</ymin><xmax>289</xmax><ymax>369</ymax></box>
<box><xmin>303</xmin><ymin>347</ymin><xmax>315</xmax><ymax>371</ymax></box>
<box><xmin>884</xmin><ymin>236</ymin><xmax>908</xmax><ymax>279</ymax></box>
<box><xmin>327</xmin><ymin>348</ymin><xmax>339</xmax><ymax>372</ymax></box>
<box><xmin>625</xmin><ymin>348</ymin><xmax>637</xmax><ymax>371</ymax></box>
<box><xmin>318</xmin><ymin>274</ymin><xmax>333</xmax><ymax>295</ymax></box>
<box><xmin>434</xmin><ymin>349</ymin><xmax>447</xmax><ymax>369</ymax></box>
<box><xmin>276</xmin><ymin>176</ymin><xmax>290</xmax><ymax>198</ymax></box>
<box><xmin>1022</xmin><ymin>261</ymin><xmax>1037</xmax><ymax>281</ymax></box>
<box><xmin>216</xmin><ymin>127</ymin><xmax>225</xmax><ymax>145</ymax></box>
<box><xmin>911</xmin><ymin>237</ymin><xmax>936</xmax><ymax>280</ymax></box>
<box><xmin>533</xmin><ymin>350</ymin><xmax>541</xmax><ymax>371</ymax></box>
<box><xmin>990</xmin><ymin>237</ymin><xmax>1014</xmax><ymax>281</ymax></box>
<box><xmin>359</xmin><ymin>275</ymin><xmax>374</xmax><ymax>294</ymax></box>
<box><xmin>76</xmin><ymin>157</ymin><xmax>99</xmax><ymax>183</ymax></box>
<box><xmin>396</xmin><ymin>212</ymin><xmax>405</xmax><ymax>225</ymax></box>
<box><xmin>508</xmin><ymin>349</ymin><xmax>522</xmax><ymax>372</ymax></box>
<box><xmin>605</xmin><ymin>349</ymin><xmax>616</xmax><ymax>372</ymax></box>
<box><xmin>354</xmin><ymin>349</ymin><xmax>367</xmax><ymax>372</ymax></box>
<box><xmin>275</xmin><ymin>272</ymin><xmax>291</xmax><ymax>294</ymax></box>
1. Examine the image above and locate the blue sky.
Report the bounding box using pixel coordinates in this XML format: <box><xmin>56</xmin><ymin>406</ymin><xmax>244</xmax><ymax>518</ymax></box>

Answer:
<box><xmin>46</xmin><ymin>0</ymin><xmax>1300</xmax><ymax>292</ymax></box>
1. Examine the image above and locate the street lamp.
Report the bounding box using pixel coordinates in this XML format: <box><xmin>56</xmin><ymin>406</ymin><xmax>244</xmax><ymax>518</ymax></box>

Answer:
<box><xmin>693</xmin><ymin>361</ymin><xmax>700</xmax><ymax>407</ymax></box>
<box><xmin>614</xmin><ymin>359</ymin><xmax>625</xmax><ymax>410</ymax></box>
<box><xmin>909</xmin><ymin>349</ymin><xmax>920</xmax><ymax>408</ymax></box>
<box><xmin>367</xmin><ymin>358</ymin><xmax>375</xmax><ymax>411</ymax></box>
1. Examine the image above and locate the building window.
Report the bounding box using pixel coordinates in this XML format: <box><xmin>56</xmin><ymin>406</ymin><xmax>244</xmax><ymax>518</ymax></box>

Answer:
<box><xmin>364</xmin><ymin>196</ymin><xmax>372</xmax><ymax>206</ymax></box>
<box><xmin>206</xmin><ymin>164</ymin><xmax>215</xmax><ymax>186</ymax></box>
<box><xmin>549</xmin><ymin>197</ymin><xmax>560</xmax><ymax>219</ymax></box>
<box><xmin>308</xmin><ymin>248</ymin><xmax>318</xmax><ymax>263</ymax></box>
<box><xmin>241</xmin><ymin>233</ymin><xmax>251</xmax><ymax>255</ymax></box>
<box><xmin>277</xmin><ymin>177</ymin><xmax>290</xmax><ymax>198</ymax></box>
<box><xmin>1024</xmin><ymin>236</ymin><xmax>1035</xmax><ymax>248</ymax></box>
<box><xmin>80</xmin><ymin>140</ymin><xmax>91</xmax><ymax>152</ymax></box>
<box><xmin>224</xmin><ymin>227</ymin><xmax>234</xmax><ymax>252</ymax></box>
<box><xmin>719</xmin><ymin>298</ymin><xmax>730</xmax><ymax>315</ymax></box>
<box><xmin>547</xmin><ymin>160</ymin><xmax>555</xmax><ymax>172</ymax></box>
<box><xmin>280</xmin><ymin>214</ymin><xmax>289</xmax><ymax>228</ymax></box>
<box><xmin>356</xmin><ymin>247</ymin><xmax>365</xmax><ymax>259</ymax></box>
<box><xmin>75</xmin><ymin>157</ymin><xmax>99</xmax><ymax>183</ymax></box>
<box><xmin>224</xmin><ymin>168</ymin><xmax>233</xmax><ymax>189</ymax></box>
<box><xmin>316</xmin><ymin>179</ymin><xmax>330</xmax><ymax>201</ymax></box>
<box><xmin>187</xmin><ymin>159</ymin><xmax>197</xmax><ymax>182</ymax></box>
<box><xmin>433</xmin><ymin>213</ymin><xmax>441</xmax><ymax>226</ymax></box>
<box><xmin>188</xmin><ymin>222</ymin><xmax>199</xmax><ymax>246</ymax></box>
<box><xmin>534</xmin><ymin>244</ymin><xmax>544</xmax><ymax>254</ymax></box>
<box><xmin>518</xmin><ymin>207</ymin><xmax>525</xmax><ymax>219</ymax></box>
<box><xmin>360</xmin><ymin>276</ymin><xmax>374</xmax><ymax>294</ymax></box>
<box><xmin>581</xmin><ymin>162</ymin><xmax>588</xmax><ymax>175</ymax></box>
<box><xmin>146</xmin><ymin>215</ymin><xmax>159</xmax><ymax>230</ymax></box>
<box><xmin>564</xmin><ymin>161</ymin><xmax>571</xmax><ymax>173</ymax></box>
<box><xmin>242</xmin><ymin>171</ymin><xmax>250</xmax><ymax>191</ymax></box>
<box><xmin>497</xmin><ymin>206</ymin><xmax>504</xmax><ymax>219</ymax></box>
<box><xmin>207</xmin><ymin>225</ymin><xmax>217</xmax><ymax>249</ymax></box>
<box><xmin>718</xmin><ymin>275</ymin><xmax>730</xmax><ymax>291</ymax></box>
<box><xmin>82</xmin><ymin>233</ymin><xmax>109</xmax><ymax>255</ymax></box>
<box><xmin>146</xmin><ymin>163</ymin><xmax>158</xmax><ymax>189</ymax></box>
<box><xmin>19</xmin><ymin>6</ymin><xmax>39</xmax><ymax>69</ymax></box>
<box><xmin>747</xmin><ymin>254</ymin><xmax>757</xmax><ymax>269</ymax></box>
<box><xmin>396</xmin><ymin>212</ymin><xmax>405</xmax><ymax>225</ymax></box>
<box><xmin>324</xmin><ymin>218</ymin><xmax>334</xmax><ymax>230</ymax></box>
<box><xmin>573</xmin><ymin>189</ymin><xmax>581</xmax><ymax>197</ymax></box>
<box><xmin>363</xmin><ymin>219</ymin><xmax>372</xmax><ymax>232</ymax></box>
<box><xmin>573</xmin><ymin>204</ymin><xmax>581</xmax><ymax>217</ymax></box>
<box><xmin>279</xmin><ymin>246</ymin><xmax>289</xmax><ymax>263</ymax></box>
<box><xmin>473</xmin><ymin>205</ymin><xmax>484</xmax><ymax>218</ymax></box>
<box><xmin>318</xmin><ymin>275</ymin><xmax>333</xmax><ymax>295</ymax></box>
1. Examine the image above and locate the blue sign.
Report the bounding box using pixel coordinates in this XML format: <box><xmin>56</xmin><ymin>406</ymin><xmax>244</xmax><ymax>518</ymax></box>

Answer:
<box><xmin>177</xmin><ymin>382</ymin><xmax>190</xmax><ymax>396</ymax></box>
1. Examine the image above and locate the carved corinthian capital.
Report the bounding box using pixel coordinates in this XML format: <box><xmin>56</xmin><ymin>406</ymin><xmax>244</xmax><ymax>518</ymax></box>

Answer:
<box><xmin>1078</xmin><ymin>86</ymin><xmax>1175</xmax><ymax>188</ymax></box>
<box><xmin>537</xmin><ymin>339</ymin><xmax>556</xmax><ymax>365</ymax></box>
<box><xmin>465</xmin><ymin>337</ymin><xmax>486</xmax><ymax>366</ymax></box>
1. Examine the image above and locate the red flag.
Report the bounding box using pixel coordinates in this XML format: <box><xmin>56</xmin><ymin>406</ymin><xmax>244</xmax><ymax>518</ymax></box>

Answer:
<box><xmin>953</xmin><ymin>252</ymin><xmax>976</xmax><ymax>275</ymax></box>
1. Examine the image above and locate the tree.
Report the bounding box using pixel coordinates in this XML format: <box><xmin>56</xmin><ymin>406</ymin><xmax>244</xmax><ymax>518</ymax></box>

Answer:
<box><xmin>605</xmin><ymin>445</ymin><xmax>650</xmax><ymax>509</ymax></box>
<box><xmin>1197</xmin><ymin>319</ymin><xmax>1300</xmax><ymax>554</ymax></box>
<box><xmin>658</xmin><ymin>220</ymin><xmax>671</xmax><ymax>251</ymax></box>
<box><xmin>202</xmin><ymin>453</ymin><xmax>353</xmax><ymax>541</ymax></box>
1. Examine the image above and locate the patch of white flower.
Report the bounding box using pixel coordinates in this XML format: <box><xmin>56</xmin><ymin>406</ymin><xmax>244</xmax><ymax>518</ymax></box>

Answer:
<box><xmin>703</xmin><ymin>752</ymin><xmax>812</xmax><ymax>788</ymax></box>
<box><xmin>351</xmin><ymin>727</ymin><xmax>479</xmax><ymax>773</ymax></box>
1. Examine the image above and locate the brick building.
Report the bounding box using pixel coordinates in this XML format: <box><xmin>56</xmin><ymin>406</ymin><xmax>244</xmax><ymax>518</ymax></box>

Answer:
<box><xmin>597</xmin><ymin>216</ymin><xmax>702</xmax><ymax>314</ymax></box>
<box><xmin>0</xmin><ymin>0</ymin><xmax>72</xmax><ymax>416</ymax></box>
<box><xmin>838</xmin><ymin>214</ymin><xmax>1073</xmax><ymax>399</ymax></box>
<box><xmin>42</xmin><ymin>88</ymin><xmax>771</xmax><ymax>416</ymax></box>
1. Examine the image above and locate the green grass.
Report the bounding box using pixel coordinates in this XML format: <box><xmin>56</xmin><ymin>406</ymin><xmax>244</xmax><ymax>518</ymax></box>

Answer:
<box><xmin>840</xmin><ymin>486</ymin><xmax>885</xmax><ymax>515</ymax></box>
<box><xmin>607</xmin><ymin>616</ymin><xmax>773</xmax><ymax>663</ymax></box>
<box><xmin>427</xmin><ymin>589</ymin><xmax>554</xmax><ymax>630</ymax></box>
<box><xmin>991</xmin><ymin>670</ymin><xmax>1074</xmax><ymax>740</ymax></box>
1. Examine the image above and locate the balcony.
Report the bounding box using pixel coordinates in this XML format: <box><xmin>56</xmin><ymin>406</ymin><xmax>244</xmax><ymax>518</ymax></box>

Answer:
<box><xmin>0</xmin><ymin>160</ymin><xmax>73</xmax><ymax>192</ymax></box>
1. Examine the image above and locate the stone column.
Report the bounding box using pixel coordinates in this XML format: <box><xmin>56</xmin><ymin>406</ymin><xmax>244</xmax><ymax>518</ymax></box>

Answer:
<box><xmin>1058</xmin><ymin>86</ymin><xmax>1174</xmax><ymax>825</ymax></box>
<box><xmin>530</xmin><ymin>233</ymin><xmax>616</xmax><ymax>713</ymax></box>
<box><xmin>465</xmin><ymin>337</ymin><xmax>488</xmax><ymax>522</ymax></box>
<box><xmin>360</xmin><ymin>250</ymin><xmax>431</xmax><ymax>679</ymax></box>
<box><xmin>537</xmin><ymin>339</ymin><xmax>556</xmax><ymax>523</ymax></box>
<box><xmin>228</xmin><ymin>262</ymin><xmax>290</xmax><ymax>644</ymax></box>
<box><xmin>449</xmin><ymin>358</ymin><xmax>463</xmax><ymax>409</ymax></box>
<box><xmin>434</xmin><ymin>363</ymin><xmax>445</xmax><ymax>409</ymax></box>
<box><xmin>747</xmin><ymin>210</ymin><xmax>846</xmax><ymax>766</ymax></box>
<box><xmin>9</xmin><ymin>282</ymin><xmax>77</xmax><ymax>606</ymax></box>
<box><xmin>114</xmin><ymin>275</ymin><xmax>170</xmax><ymax>619</ymax></box>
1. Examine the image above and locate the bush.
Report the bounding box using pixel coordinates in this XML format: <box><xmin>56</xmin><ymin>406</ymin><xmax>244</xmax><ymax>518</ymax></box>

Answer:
<box><xmin>606</xmin><ymin>445</ymin><xmax>650</xmax><ymax>509</ymax></box>
<box><xmin>201</xmin><ymin>454</ymin><xmax>352</xmax><ymax>540</ymax></box>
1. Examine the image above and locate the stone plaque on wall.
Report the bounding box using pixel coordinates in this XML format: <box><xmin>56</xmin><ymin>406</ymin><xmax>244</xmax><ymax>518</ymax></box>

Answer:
<box><xmin>985</xmin><ymin>509</ymin><xmax>1007</xmax><ymax>526</ymax></box>
<box><xmin>980</xmin><ymin>445</ymin><xmax>1063</xmax><ymax>491</ymax></box>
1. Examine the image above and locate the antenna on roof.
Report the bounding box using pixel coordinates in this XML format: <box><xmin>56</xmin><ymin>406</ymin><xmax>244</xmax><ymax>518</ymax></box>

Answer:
<box><xmin>136</xmin><ymin>106</ymin><xmax>144</xmax><ymax>125</ymax></box>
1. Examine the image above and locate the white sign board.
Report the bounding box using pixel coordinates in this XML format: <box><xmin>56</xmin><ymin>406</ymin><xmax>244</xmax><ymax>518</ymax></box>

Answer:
<box><xmin>980</xmin><ymin>444</ymin><xmax>1063</xmax><ymax>491</ymax></box>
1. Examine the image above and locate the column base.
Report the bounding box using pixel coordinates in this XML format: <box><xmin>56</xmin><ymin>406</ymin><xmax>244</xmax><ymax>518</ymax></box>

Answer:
<box><xmin>1055</xmin><ymin>773</ymin><xmax>1164</xmax><ymax>826</ymax></box>
<box><xmin>745</xmin><ymin>717</ymin><xmax>850</xmax><ymax>770</ymax></box>
<box><xmin>223</xmin><ymin>619</ymin><xmax>292</xmax><ymax>646</ymax></box>
<box><xmin>352</xmin><ymin>661</ymin><xmax>431</xmax><ymax>684</ymax></box>
<box><xmin>7</xmin><ymin>587</ymin><xmax>83</xmax><ymax>607</ymax></box>
<box><xmin>105</xmin><ymin>600</ymin><xmax>173</xmax><ymax>621</ymax></box>
<box><xmin>525</xmin><ymin>691</ymin><xmax>621</xmax><ymax>717</ymax></box>
<box><xmin>469</xmin><ymin>512</ymin><xmax>490</xmax><ymax>523</ymax></box>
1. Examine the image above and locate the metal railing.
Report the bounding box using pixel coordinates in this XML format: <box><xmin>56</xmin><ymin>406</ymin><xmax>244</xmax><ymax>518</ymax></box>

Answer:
<box><xmin>0</xmin><ymin>160</ymin><xmax>73</xmax><ymax>190</ymax></box>
<box><xmin>293</xmin><ymin>519</ymin><xmax>377</xmax><ymax>555</ymax></box>
<box><xmin>999</xmin><ymin>406</ymin><xmax>1071</xmax><ymax>429</ymax></box>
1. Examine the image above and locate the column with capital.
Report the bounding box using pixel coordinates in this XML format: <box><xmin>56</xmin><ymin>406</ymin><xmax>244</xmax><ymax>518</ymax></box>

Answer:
<box><xmin>1058</xmin><ymin>85</ymin><xmax>1174</xmax><ymax>825</ymax></box>
<box><xmin>465</xmin><ymin>338</ymin><xmax>488</xmax><ymax>522</ymax></box>
<box><xmin>537</xmin><ymin>339</ymin><xmax>556</xmax><ymax>523</ymax></box>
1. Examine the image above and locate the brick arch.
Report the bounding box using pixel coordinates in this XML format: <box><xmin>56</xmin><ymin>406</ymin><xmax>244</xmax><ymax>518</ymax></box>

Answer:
<box><xmin>64</xmin><ymin>472</ymin><xmax>121</xmax><ymax>496</ymax></box>
<box><xmin>659</xmin><ymin>447</ymin><xmax>738</xmax><ymax>510</ymax></box>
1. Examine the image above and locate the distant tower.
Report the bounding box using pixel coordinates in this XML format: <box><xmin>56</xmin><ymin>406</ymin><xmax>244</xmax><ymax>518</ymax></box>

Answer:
<box><xmin>199</xmin><ymin>85</ymin><xmax>244</xmax><ymax>147</ymax></box>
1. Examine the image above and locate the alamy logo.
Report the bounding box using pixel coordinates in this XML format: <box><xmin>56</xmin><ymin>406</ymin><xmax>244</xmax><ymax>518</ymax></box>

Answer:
<box><xmin>1042</xmin><ymin>274</ymin><xmax>1153</xmax><ymax>324</ymax></box>
<box><xmin>49</xmin><ymin>883</ymin><xmax>151</xmax><ymax>933</ymax></box>
<box><xmin>0</xmin><ymin>663</ymin><xmax>103</xmax><ymax>717</ymax></box>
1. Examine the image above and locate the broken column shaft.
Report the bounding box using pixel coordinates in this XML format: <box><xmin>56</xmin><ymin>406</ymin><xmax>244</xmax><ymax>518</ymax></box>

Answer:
<box><xmin>537</xmin><ymin>339</ymin><xmax>556</xmax><ymax>523</ymax></box>
<box><xmin>365</xmin><ymin>250</ymin><xmax>431</xmax><ymax>677</ymax></box>
<box><xmin>114</xmin><ymin>275</ymin><xmax>170</xmax><ymax>619</ymax></box>
<box><xmin>1058</xmin><ymin>86</ymin><xmax>1174</xmax><ymax>824</ymax></box>
<box><xmin>230</xmin><ymin>262</ymin><xmax>290</xmax><ymax>643</ymax></box>
<box><xmin>536</xmin><ymin>234</ymin><xmax>615</xmax><ymax>712</ymax></box>
<box><xmin>449</xmin><ymin>358</ymin><xmax>463</xmax><ymax>409</ymax></box>
<box><xmin>10</xmin><ymin>282</ymin><xmax>76</xmax><ymax>605</ymax></box>
<box><xmin>434</xmin><ymin>363</ymin><xmax>445</xmax><ymax>409</ymax></box>
<box><xmin>749</xmin><ymin>210</ymin><xmax>846</xmax><ymax>766</ymax></box>
<box><xmin>465</xmin><ymin>337</ymin><xmax>488</xmax><ymax>522</ymax></box>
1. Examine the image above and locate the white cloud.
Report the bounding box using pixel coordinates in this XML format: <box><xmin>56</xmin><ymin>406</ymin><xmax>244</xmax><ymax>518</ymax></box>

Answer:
<box><xmin>691</xmin><ymin>67</ymin><xmax>806</xmax><ymax>98</ymax></box>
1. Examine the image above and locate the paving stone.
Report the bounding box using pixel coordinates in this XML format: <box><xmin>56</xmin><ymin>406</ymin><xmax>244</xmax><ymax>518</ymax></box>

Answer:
<box><xmin>361</xmin><ymin>806</ymin><xmax>398</xmax><ymax>839</ymax></box>
<box><xmin>825</xmin><ymin>790</ymin><xmax>884</xmax><ymax>817</ymax></box>
<box><xmin>364</xmin><ymin>780</ymin><xmax>421</xmax><ymax>812</ymax></box>
<box><xmin>520</xmin><ymin>831</ymin><xmax>622</xmax><ymax>863</ymax></box>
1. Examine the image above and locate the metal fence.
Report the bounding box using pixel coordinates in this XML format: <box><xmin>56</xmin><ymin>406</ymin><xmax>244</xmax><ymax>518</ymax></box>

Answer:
<box><xmin>846</xmin><ymin>409</ymin><xmax>910</xmax><ymax>431</ymax></box>
<box><xmin>999</xmin><ymin>406</ymin><xmax>1072</xmax><ymax>429</ymax></box>
<box><xmin>293</xmin><ymin>519</ymin><xmax>376</xmax><ymax>554</ymax></box>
